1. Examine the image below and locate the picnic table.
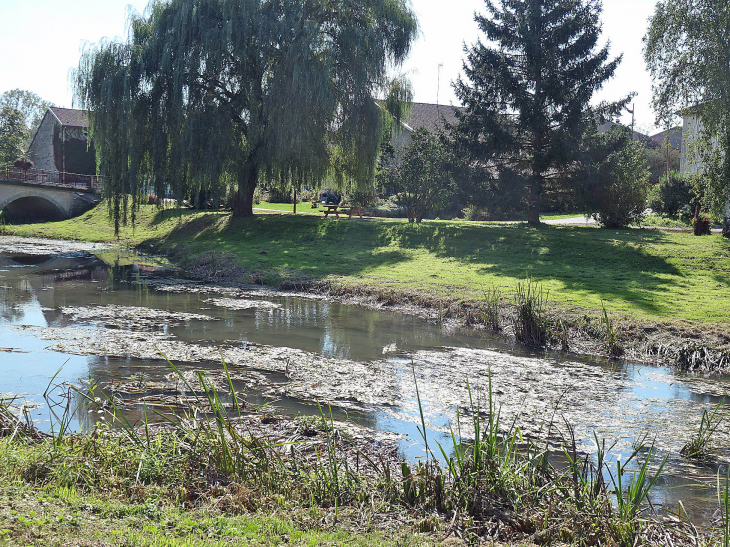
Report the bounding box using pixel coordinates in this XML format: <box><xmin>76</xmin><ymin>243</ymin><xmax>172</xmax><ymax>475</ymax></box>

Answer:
<box><xmin>321</xmin><ymin>204</ymin><xmax>371</xmax><ymax>219</ymax></box>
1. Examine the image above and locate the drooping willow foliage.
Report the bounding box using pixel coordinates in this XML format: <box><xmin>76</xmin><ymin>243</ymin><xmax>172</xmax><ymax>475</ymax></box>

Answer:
<box><xmin>75</xmin><ymin>0</ymin><xmax>417</xmax><ymax>229</ymax></box>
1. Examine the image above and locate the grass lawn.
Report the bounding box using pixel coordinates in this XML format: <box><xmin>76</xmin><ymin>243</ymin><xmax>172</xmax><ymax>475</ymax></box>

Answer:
<box><xmin>253</xmin><ymin>201</ymin><xmax>321</xmax><ymax>214</ymax></box>
<box><xmin>4</xmin><ymin>203</ymin><xmax>730</xmax><ymax>324</ymax></box>
<box><xmin>539</xmin><ymin>211</ymin><xmax>588</xmax><ymax>220</ymax></box>
<box><xmin>0</xmin><ymin>482</ymin><xmax>427</xmax><ymax>547</ymax></box>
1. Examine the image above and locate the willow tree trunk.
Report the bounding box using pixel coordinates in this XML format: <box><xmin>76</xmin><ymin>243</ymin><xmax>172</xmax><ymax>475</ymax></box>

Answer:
<box><xmin>232</xmin><ymin>164</ymin><xmax>258</xmax><ymax>217</ymax></box>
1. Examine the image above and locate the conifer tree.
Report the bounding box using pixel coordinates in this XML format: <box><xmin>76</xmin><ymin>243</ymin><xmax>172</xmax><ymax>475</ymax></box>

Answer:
<box><xmin>452</xmin><ymin>0</ymin><xmax>627</xmax><ymax>224</ymax></box>
<box><xmin>75</xmin><ymin>0</ymin><xmax>417</xmax><ymax>229</ymax></box>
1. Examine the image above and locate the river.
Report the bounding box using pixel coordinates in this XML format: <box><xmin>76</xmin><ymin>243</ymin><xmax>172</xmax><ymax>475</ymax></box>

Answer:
<box><xmin>1</xmin><ymin>236</ymin><xmax>729</xmax><ymax>526</ymax></box>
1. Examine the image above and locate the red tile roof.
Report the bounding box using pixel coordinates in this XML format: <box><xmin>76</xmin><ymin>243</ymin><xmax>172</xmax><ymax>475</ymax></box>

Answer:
<box><xmin>49</xmin><ymin>107</ymin><xmax>89</xmax><ymax>128</ymax></box>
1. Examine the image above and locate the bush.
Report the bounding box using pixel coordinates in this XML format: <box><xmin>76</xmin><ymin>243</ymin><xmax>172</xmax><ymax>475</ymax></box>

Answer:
<box><xmin>647</xmin><ymin>171</ymin><xmax>693</xmax><ymax>215</ymax></box>
<box><xmin>267</xmin><ymin>186</ymin><xmax>293</xmax><ymax>203</ymax></box>
<box><xmin>580</xmin><ymin>127</ymin><xmax>650</xmax><ymax>228</ymax></box>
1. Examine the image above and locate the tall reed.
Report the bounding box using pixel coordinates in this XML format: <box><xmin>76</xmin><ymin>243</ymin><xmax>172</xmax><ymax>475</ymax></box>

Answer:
<box><xmin>514</xmin><ymin>275</ymin><xmax>549</xmax><ymax>347</ymax></box>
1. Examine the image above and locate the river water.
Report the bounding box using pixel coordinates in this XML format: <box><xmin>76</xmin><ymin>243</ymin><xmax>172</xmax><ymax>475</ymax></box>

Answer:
<box><xmin>1</xmin><ymin>236</ymin><xmax>729</xmax><ymax>526</ymax></box>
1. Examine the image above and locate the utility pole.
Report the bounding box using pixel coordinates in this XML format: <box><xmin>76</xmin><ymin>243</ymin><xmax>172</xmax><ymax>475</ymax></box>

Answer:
<box><xmin>436</xmin><ymin>63</ymin><xmax>443</xmax><ymax>114</ymax></box>
<box><xmin>626</xmin><ymin>103</ymin><xmax>635</xmax><ymax>141</ymax></box>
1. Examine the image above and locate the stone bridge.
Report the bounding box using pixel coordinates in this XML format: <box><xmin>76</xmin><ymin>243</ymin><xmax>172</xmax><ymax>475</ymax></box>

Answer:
<box><xmin>0</xmin><ymin>166</ymin><xmax>101</xmax><ymax>222</ymax></box>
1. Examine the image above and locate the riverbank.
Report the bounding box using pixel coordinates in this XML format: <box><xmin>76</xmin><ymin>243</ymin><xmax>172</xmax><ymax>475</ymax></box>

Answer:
<box><xmin>2</xmin><ymin>204</ymin><xmax>730</xmax><ymax>371</ymax></box>
<box><xmin>0</xmin><ymin>380</ymin><xmax>713</xmax><ymax>546</ymax></box>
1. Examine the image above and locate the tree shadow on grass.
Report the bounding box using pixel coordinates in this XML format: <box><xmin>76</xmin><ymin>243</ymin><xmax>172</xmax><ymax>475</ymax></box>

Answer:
<box><xmin>145</xmin><ymin>211</ymin><xmax>702</xmax><ymax>315</ymax></box>
<box><xmin>386</xmin><ymin>222</ymin><xmax>685</xmax><ymax>314</ymax></box>
<box><xmin>149</xmin><ymin>212</ymin><xmax>411</xmax><ymax>277</ymax></box>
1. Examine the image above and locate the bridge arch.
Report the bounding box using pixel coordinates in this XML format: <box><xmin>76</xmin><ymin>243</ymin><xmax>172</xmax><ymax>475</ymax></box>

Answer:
<box><xmin>0</xmin><ymin>191</ymin><xmax>69</xmax><ymax>222</ymax></box>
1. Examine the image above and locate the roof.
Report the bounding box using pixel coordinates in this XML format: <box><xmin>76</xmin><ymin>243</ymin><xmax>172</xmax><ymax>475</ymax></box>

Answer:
<box><xmin>597</xmin><ymin>121</ymin><xmax>655</xmax><ymax>145</ymax></box>
<box><xmin>49</xmin><ymin>107</ymin><xmax>89</xmax><ymax>128</ymax></box>
<box><xmin>650</xmin><ymin>127</ymin><xmax>682</xmax><ymax>150</ymax></box>
<box><xmin>400</xmin><ymin>102</ymin><xmax>462</xmax><ymax>133</ymax></box>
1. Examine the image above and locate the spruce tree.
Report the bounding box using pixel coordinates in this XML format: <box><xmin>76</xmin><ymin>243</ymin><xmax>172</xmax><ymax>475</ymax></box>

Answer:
<box><xmin>452</xmin><ymin>0</ymin><xmax>627</xmax><ymax>224</ymax></box>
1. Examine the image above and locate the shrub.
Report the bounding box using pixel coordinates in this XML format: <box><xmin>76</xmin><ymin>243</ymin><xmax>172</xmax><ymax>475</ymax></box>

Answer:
<box><xmin>267</xmin><ymin>186</ymin><xmax>293</xmax><ymax>203</ymax></box>
<box><xmin>580</xmin><ymin>127</ymin><xmax>650</xmax><ymax>228</ymax></box>
<box><xmin>647</xmin><ymin>170</ymin><xmax>693</xmax><ymax>215</ymax></box>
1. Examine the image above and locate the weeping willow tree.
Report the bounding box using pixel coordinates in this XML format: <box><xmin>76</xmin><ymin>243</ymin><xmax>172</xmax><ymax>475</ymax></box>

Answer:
<box><xmin>75</xmin><ymin>0</ymin><xmax>417</xmax><ymax>229</ymax></box>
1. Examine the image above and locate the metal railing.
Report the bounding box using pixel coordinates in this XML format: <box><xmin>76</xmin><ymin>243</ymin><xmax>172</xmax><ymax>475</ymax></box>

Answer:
<box><xmin>0</xmin><ymin>164</ymin><xmax>102</xmax><ymax>193</ymax></box>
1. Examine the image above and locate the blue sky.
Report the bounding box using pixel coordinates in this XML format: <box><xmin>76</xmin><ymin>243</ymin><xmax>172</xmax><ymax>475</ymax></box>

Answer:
<box><xmin>0</xmin><ymin>0</ymin><xmax>662</xmax><ymax>132</ymax></box>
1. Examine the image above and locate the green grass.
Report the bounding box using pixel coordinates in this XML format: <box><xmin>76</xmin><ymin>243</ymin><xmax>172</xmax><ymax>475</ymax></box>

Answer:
<box><xmin>642</xmin><ymin>213</ymin><xmax>693</xmax><ymax>229</ymax></box>
<box><xmin>539</xmin><ymin>211</ymin><xmax>589</xmax><ymax>220</ymax></box>
<box><xmin>3</xmin><ymin>203</ymin><xmax>730</xmax><ymax>324</ymax></box>
<box><xmin>254</xmin><ymin>201</ymin><xmax>319</xmax><ymax>213</ymax></box>
<box><xmin>0</xmin><ymin>483</ymin><xmax>424</xmax><ymax>547</ymax></box>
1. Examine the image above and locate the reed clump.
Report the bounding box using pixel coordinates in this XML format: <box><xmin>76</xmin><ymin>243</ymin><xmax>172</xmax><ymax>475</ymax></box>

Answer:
<box><xmin>680</xmin><ymin>399</ymin><xmax>724</xmax><ymax>460</ymax></box>
<box><xmin>514</xmin><ymin>275</ymin><xmax>549</xmax><ymax>347</ymax></box>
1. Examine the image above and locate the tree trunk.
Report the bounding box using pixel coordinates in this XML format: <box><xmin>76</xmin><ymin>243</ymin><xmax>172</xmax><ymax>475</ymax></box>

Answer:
<box><xmin>232</xmin><ymin>164</ymin><xmax>258</xmax><ymax>217</ymax></box>
<box><xmin>527</xmin><ymin>177</ymin><xmax>541</xmax><ymax>225</ymax></box>
<box><xmin>723</xmin><ymin>199</ymin><xmax>730</xmax><ymax>239</ymax></box>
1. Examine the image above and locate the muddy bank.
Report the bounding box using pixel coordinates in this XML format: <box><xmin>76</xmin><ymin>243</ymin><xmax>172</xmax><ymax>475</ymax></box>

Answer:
<box><xmin>166</xmin><ymin>249</ymin><xmax>730</xmax><ymax>374</ymax></box>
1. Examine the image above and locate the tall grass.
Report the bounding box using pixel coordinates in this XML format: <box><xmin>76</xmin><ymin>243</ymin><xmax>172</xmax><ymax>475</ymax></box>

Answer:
<box><xmin>480</xmin><ymin>285</ymin><xmax>501</xmax><ymax>332</ymax></box>
<box><xmin>601</xmin><ymin>301</ymin><xmax>624</xmax><ymax>357</ymax></box>
<box><xmin>514</xmin><ymin>275</ymin><xmax>549</xmax><ymax>347</ymax></box>
<box><xmin>681</xmin><ymin>399</ymin><xmax>725</xmax><ymax>459</ymax></box>
<box><xmin>611</xmin><ymin>444</ymin><xmax>667</xmax><ymax>544</ymax></box>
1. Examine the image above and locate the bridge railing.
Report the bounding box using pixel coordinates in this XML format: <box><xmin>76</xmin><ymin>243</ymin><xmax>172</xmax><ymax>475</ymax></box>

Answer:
<box><xmin>0</xmin><ymin>164</ymin><xmax>102</xmax><ymax>193</ymax></box>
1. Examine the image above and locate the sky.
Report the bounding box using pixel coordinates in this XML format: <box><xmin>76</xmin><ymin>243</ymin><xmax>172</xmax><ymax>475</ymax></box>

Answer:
<box><xmin>0</xmin><ymin>0</ymin><xmax>663</xmax><ymax>134</ymax></box>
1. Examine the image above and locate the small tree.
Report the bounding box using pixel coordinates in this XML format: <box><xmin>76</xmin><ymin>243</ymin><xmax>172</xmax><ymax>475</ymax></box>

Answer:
<box><xmin>0</xmin><ymin>107</ymin><xmax>28</xmax><ymax>164</ymax></box>
<box><xmin>579</xmin><ymin>126</ymin><xmax>650</xmax><ymax>228</ymax></box>
<box><xmin>647</xmin><ymin>170</ymin><xmax>693</xmax><ymax>216</ymax></box>
<box><xmin>386</xmin><ymin>129</ymin><xmax>455</xmax><ymax>223</ymax></box>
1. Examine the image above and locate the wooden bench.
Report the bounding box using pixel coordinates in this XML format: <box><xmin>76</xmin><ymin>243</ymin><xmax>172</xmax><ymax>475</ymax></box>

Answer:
<box><xmin>321</xmin><ymin>204</ymin><xmax>349</xmax><ymax>218</ymax></box>
<box><xmin>321</xmin><ymin>204</ymin><xmax>373</xmax><ymax>219</ymax></box>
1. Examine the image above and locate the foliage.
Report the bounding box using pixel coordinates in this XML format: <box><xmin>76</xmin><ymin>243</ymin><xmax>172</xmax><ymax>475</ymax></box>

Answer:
<box><xmin>381</xmin><ymin>128</ymin><xmax>456</xmax><ymax>223</ymax></box>
<box><xmin>645</xmin><ymin>143</ymin><xmax>680</xmax><ymax>186</ymax></box>
<box><xmin>75</xmin><ymin>0</ymin><xmax>417</xmax><ymax>230</ymax></box>
<box><xmin>579</xmin><ymin>126</ymin><xmax>650</xmax><ymax>228</ymax></box>
<box><xmin>647</xmin><ymin>170</ymin><xmax>693</xmax><ymax>216</ymax></box>
<box><xmin>644</xmin><ymin>0</ymin><xmax>730</xmax><ymax>222</ymax></box>
<box><xmin>0</xmin><ymin>89</ymin><xmax>53</xmax><ymax>142</ymax></box>
<box><xmin>0</xmin><ymin>106</ymin><xmax>28</xmax><ymax>164</ymax></box>
<box><xmin>450</xmin><ymin>0</ymin><xmax>628</xmax><ymax>225</ymax></box>
<box><xmin>12</xmin><ymin>156</ymin><xmax>33</xmax><ymax>170</ymax></box>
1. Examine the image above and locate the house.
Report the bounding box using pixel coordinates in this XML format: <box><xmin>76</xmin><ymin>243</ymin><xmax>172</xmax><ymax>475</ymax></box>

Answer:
<box><xmin>391</xmin><ymin>102</ymin><xmax>462</xmax><ymax>151</ymax></box>
<box><xmin>26</xmin><ymin>107</ymin><xmax>96</xmax><ymax>176</ymax></box>
<box><xmin>679</xmin><ymin>108</ymin><xmax>730</xmax><ymax>234</ymax></box>
<box><xmin>678</xmin><ymin>110</ymin><xmax>707</xmax><ymax>177</ymax></box>
<box><xmin>650</xmin><ymin>126</ymin><xmax>682</xmax><ymax>151</ymax></box>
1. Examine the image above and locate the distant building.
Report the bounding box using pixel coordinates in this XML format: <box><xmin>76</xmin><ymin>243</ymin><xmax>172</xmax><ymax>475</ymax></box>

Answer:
<box><xmin>650</xmin><ymin>126</ymin><xmax>682</xmax><ymax>151</ymax></box>
<box><xmin>679</xmin><ymin>108</ymin><xmax>730</xmax><ymax>234</ymax></box>
<box><xmin>27</xmin><ymin>107</ymin><xmax>96</xmax><ymax>176</ymax></box>
<box><xmin>679</xmin><ymin>110</ymin><xmax>708</xmax><ymax>177</ymax></box>
<box><xmin>391</xmin><ymin>102</ymin><xmax>462</xmax><ymax>151</ymax></box>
